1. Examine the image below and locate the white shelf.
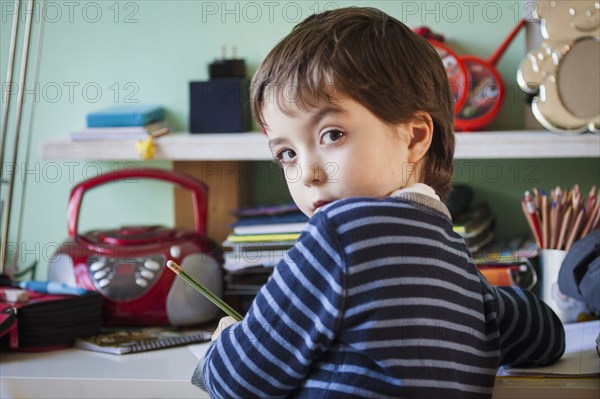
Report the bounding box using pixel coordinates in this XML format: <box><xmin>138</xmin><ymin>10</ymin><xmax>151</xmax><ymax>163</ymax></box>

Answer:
<box><xmin>39</xmin><ymin>131</ymin><xmax>600</xmax><ymax>161</ymax></box>
<box><xmin>40</xmin><ymin>133</ymin><xmax>271</xmax><ymax>161</ymax></box>
<box><xmin>455</xmin><ymin>131</ymin><xmax>600</xmax><ymax>159</ymax></box>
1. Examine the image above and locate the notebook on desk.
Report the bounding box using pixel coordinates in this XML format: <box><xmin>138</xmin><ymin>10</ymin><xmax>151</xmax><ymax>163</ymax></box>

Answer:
<box><xmin>497</xmin><ymin>319</ymin><xmax>600</xmax><ymax>378</ymax></box>
<box><xmin>74</xmin><ymin>327</ymin><xmax>212</xmax><ymax>355</ymax></box>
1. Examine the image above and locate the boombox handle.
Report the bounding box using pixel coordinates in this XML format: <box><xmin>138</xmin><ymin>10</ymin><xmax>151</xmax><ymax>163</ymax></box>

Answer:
<box><xmin>67</xmin><ymin>168</ymin><xmax>208</xmax><ymax>239</ymax></box>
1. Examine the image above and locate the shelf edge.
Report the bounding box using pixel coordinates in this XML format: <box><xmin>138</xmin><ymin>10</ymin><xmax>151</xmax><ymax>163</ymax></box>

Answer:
<box><xmin>39</xmin><ymin>131</ymin><xmax>600</xmax><ymax>160</ymax></box>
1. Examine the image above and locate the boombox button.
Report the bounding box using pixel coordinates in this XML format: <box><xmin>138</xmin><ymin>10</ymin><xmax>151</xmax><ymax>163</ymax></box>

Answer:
<box><xmin>144</xmin><ymin>259</ymin><xmax>160</xmax><ymax>271</ymax></box>
<box><xmin>140</xmin><ymin>269</ymin><xmax>154</xmax><ymax>279</ymax></box>
<box><xmin>98</xmin><ymin>278</ymin><xmax>110</xmax><ymax>288</ymax></box>
<box><xmin>170</xmin><ymin>245</ymin><xmax>181</xmax><ymax>258</ymax></box>
<box><xmin>135</xmin><ymin>278</ymin><xmax>148</xmax><ymax>287</ymax></box>
<box><xmin>94</xmin><ymin>270</ymin><xmax>109</xmax><ymax>280</ymax></box>
<box><xmin>90</xmin><ymin>261</ymin><xmax>105</xmax><ymax>272</ymax></box>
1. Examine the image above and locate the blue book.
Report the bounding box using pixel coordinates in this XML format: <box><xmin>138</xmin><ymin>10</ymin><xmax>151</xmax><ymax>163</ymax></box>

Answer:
<box><xmin>233</xmin><ymin>203</ymin><xmax>300</xmax><ymax>218</ymax></box>
<box><xmin>232</xmin><ymin>212</ymin><xmax>308</xmax><ymax>227</ymax></box>
<box><xmin>86</xmin><ymin>105</ymin><xmax>165</xmax><ymax>127</ymax></box>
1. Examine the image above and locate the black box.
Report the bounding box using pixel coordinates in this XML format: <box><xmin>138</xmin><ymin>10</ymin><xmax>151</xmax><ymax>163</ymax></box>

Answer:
<box><xmin>209</xmin><ymin>59</ymin><xmax>246</xmax><ymax>79</ymax></box>
<box><xmin>189</xmin><ymin>78</ymin><xmax>251</xmax><ymax>133</ymax></box>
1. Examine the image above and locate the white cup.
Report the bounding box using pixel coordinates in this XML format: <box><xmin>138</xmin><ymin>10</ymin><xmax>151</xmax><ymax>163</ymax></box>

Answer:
<box><xmin>540</xmin><ymin>249</ymin><xmax>589</xmax><ymax>324</ymax></box>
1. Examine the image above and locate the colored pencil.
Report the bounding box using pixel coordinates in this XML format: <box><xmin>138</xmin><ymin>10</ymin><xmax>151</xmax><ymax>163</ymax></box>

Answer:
<box><xmin>580</xmin><ymin>202</ymin><xmax>599</xmax><ymax>238</ymax></box>
<box><xmin>592</xmin><ymin>202</ymin><xmax>600</xmax><ymax>231</ymax></box>
<box><xmin>586</xmin><ymin>185</ymin><xmax>597</xmax><ymax>215</ymax></box>
<box><xmin>523</xmin><ymin>185</ymin><xmax>598</xmax><ymax>250</ymax></box>
<box><xmin>549</xmin><ymin>202</ymin><xmax>558</xmax><ymax>249</ymax></box>
<box><xmin>541</xmin><ymin>194</ymin><xmax>549</xmax><ymax>249</ymax></box>
<box><xmin>556</xmin><ymin>206</ymin><xmax>572</xmax><ymax>250</ymax></box>
<box><xmin>166</xmin><ymin>260</ymin><xmax>243</xmax><ymax>321</ymax></box>
<box><xmin>565</xmin><ymin>208</ymin><xmax>584</xmax><ymax>251</ymax></box>
<box><xmin>521</xmin><ymin>199</ymin><xmax>541</xmax><ymax>248</ymax></box>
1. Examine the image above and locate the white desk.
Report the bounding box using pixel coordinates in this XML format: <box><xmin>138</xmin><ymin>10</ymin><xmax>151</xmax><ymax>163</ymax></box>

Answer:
<box><xmin>1</xmin><ymin>342</ymin><xmax>598</xmax><ymax>398</ymax></box>
<box><xmin>0</xmin><ymin>343</ymin><xmax>211</xmax><ymax>399</ymax></box>
<box><xmin>492</xmin><ymin>377</ymin><xmax>599</xmax><ymax>399</ymax></box>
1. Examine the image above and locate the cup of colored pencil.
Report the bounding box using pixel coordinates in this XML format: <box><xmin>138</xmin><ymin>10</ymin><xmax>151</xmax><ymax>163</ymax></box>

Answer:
<box><xmin>166</xmin><ymin>260</ymin><xmax>243</xmax><ymax>321</ymax></box>
<box><xmin>520</xmin><ymin>185</ymin><xmax>599</xmax><ymax>251</ymax></box>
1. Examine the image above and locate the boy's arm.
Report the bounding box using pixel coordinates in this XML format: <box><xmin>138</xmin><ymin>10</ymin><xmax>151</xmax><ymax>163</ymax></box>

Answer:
<box><xmin>197</xmin><ymin>214</ymin><xmax>344</xmax><ymax>398</ymax></box>
<box><xmin>487</xmin><ymin>279</ymin><xmax>566</xmax><ymax>367</ymax></box>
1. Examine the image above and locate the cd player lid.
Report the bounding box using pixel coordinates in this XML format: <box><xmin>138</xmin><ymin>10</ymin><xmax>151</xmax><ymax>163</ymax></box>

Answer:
<box><xmin>83</xmin><ymin>225</ymin><xmax>184</xmax><ymax>246</ymax></box>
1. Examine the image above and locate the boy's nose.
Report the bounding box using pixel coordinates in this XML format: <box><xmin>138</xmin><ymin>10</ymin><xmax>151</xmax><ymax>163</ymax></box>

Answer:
<box><xmin>301</xmin><ymin>160</ymin><xmax>326</xmax><ymax>186</ymax></box>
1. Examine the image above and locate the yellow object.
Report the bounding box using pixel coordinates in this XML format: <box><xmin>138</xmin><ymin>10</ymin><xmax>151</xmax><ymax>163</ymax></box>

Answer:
<box><xmin>135</xmin><ymin>136</ymin><xmax>156</xmax><ymax>160</ymax></box>
<box><xmin>134</xmin><ymin>128</ymin><xmax>170</xmax><ymax>160</ymax></box>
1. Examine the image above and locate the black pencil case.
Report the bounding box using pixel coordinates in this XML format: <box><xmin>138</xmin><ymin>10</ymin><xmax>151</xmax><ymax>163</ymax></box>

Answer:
<box><xmin>0</xmin><ymin>290</ymin><xmax>103</xmax><ymax>351</ymax></box>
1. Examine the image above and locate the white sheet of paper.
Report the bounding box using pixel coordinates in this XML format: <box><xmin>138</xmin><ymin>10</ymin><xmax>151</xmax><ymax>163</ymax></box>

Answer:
<box><xmin>498</xmin><ymin>319</ymin><xmax>600</xmax><ymax>377</ymax></box>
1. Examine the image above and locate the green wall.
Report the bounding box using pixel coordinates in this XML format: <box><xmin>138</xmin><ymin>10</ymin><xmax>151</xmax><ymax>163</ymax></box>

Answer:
<box><xmin>1</xmin><ymin>1</ymin><xmax>598</xmax><ymax>277</ymax></box>
<box><xmin>251</xmin><ymin>158</ymin><xmax>600</xmax><ymax>237</ymax></box>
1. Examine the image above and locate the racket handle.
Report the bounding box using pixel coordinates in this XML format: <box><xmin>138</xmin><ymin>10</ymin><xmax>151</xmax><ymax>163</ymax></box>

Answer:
<box><xmin>488</xmin><ymin>19</ymin><xmax>527</xmax><ymax>66</ymax></box>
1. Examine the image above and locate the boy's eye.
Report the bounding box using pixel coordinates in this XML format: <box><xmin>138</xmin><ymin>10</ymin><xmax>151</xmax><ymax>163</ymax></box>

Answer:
<box><xmin>275</xmin><ymin>149</ymin><xmax>296</xmax><ymax>164</ymax></box>
<box><xmin>322</xmin><ymin>129</ymin><xmax>344</xmax><ymax>144</ymax></box>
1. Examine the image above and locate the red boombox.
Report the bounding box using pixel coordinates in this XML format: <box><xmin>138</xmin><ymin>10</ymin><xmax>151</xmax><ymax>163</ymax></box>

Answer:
<box><xmin>48</xmin><ymin>168</ymin><xmax>222</xmax><ymax>326</ymax></box>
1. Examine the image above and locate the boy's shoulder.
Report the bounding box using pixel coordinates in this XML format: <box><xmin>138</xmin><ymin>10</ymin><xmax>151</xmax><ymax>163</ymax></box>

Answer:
<box><xmin>309</xmin><ymin>195</ymin><xmax>453</xmax><ymax>238</ymax></box>
<box><xmin>318</xmin><ymin>195</ymin><xmax>449</xmax><ymax>221</ymax></box>
<box><xmin>316</xmin><ymin>196</ymin><xmax>397</xmax><ymax>217</ymax></box>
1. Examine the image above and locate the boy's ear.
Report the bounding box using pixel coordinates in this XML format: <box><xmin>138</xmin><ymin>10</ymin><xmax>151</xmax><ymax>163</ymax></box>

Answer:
<box><xmin>405</xmin><ymin>111</ymin><xmax>434</xmax><ymax>164</ymax></box>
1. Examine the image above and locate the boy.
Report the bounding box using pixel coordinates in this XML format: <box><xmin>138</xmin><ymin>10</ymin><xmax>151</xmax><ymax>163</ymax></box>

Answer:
<box><xmin>193</xmin><ymin>7</ymin><xmax>565</xmax><ymax>398</ymax></box>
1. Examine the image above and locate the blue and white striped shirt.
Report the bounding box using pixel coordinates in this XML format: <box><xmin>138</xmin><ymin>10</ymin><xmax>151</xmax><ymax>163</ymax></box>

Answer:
<box><xmin>196</xmin><ymin>193</ymin><xmax>565</xmax><ymax>398</ymax></box>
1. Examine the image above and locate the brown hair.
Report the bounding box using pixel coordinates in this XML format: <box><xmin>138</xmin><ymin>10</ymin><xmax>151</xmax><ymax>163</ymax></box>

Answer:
<box><xmin>251</xmin><ymin>7</ymin><xmax>455</xmax><ymax>200</ymax></box>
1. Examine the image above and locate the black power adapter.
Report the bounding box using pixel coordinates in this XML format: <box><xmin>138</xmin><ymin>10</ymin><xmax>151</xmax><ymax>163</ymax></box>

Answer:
<box><xmin>209</xmin><ymin>46</ymin><xmax>246</xmax><ymax>79</ymax></box>
<box><xmin>189</xmin><ymin>46</ymin><xmax>251</xmax><ymax>133</ymax></box>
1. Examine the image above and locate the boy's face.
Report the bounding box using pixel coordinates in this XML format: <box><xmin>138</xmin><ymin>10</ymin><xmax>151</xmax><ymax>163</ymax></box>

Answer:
<box><xmin>264</xmin><ymin>96</ymin><xmax>420</xmax><ymax>217</ymax></box>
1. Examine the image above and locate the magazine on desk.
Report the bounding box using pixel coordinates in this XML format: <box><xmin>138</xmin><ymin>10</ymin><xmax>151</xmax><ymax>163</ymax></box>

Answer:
<box><xmin>74</xmin><ymin>327</ymin><xmax>212</xmax><ymax>355</ymax></box>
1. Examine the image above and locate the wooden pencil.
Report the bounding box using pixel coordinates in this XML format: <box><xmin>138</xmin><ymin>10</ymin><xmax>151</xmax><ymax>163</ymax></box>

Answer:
<box><xmin>565</xmin><ymin>208</ymin><xmax>584</xmax><ymax>251</ymax></box>
<box><xmin>580</xmin><ymin>202</ymin><xmax>600</xmax><ymax>238</ymax></box>
<box><xmin>532</xmin><ymin>187</ymin><xmax>541</xmax><ymax>210</ymax></box>
<box><xmin>587</xmin><ymin>185</ymin><xmax>597</xmax><ymax>211</ymax></box>
<box><xmin>521</xmin><ymin>199</ymin><xmax>541</xmax><ymax>248</ymax></box>
<box><xmin>150</xmin><ymin>127</ymin><xmax>171</xmax><ymax>139</ymax></box>
<box><xmin>166</xmin><ymin>260</ymin><xmax>243</xmax><ymax>321</ymax></box>
<box><xmin>524</xmin><ymin>191</ymin><xmax>543</xmax><ymax>244</ymax></box>
<box><xmin>592</xmin><ymin>203</ymin><xmax>600</xmax><ymax>231</ymax></box>
<box><xmin>541</xmin><ymin>194</ymin><xmax>549</xmax><ymax>249</ymax></box>
<box><xmin>556</xmin><ymin>206</ymin><xmax>572</xmax><ymax>250</ymax></box>
<box><xmin>550</xmin><ymin>202</ymin><xmax>558</xmax><ymax>249</ymax></box>
<box><xmin>551</xmin><ymin>188</ymin><xmax>562</xmax><ymax>249</ymax></box>
<box><xmin>522</xmin><ymin>185</ymin><xmax>600</xmax><ymax>249</ymax></box>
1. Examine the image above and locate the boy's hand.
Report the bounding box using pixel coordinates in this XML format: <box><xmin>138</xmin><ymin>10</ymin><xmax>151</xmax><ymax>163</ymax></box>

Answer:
<box><xmin>211</xmin><ymin>316</ymin><xmax>238</xmax><ymax>341</ymax></box>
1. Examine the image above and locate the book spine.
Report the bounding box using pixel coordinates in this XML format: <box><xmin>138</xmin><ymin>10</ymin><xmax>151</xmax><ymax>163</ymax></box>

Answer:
<box><xmin>86</xmin><ymin>108</ymin><xmax>165</xmax><ymax>127</ymax></box>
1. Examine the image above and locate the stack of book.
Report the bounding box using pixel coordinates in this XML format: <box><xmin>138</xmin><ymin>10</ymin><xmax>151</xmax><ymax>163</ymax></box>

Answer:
<box><xmin>221</xmin><ymin>203</ymin><xmax>308</xmax><ymax>313</ymax></box>
<box><xmin>473</xmin><ymin>235</ymin><xmax>539</xmax><ymax>291</ymax></box>
<box><xmin>223</xmin><ymin>203</ymin><xmax>308</xmax><ymax>272</ymax></box>
<box><xmin>452</xmin><ymin>202</ymin><xmax>495</xmax><ymax>254</ymax></box>
<box><xmin>223</xmin><ymin>268</ymin><xmax>274</xmax><ymax>314</ymax></box>
<box><xmin>451</xmin><ymin>202</ymin><xmax>535</xmax><ymax>288</ymax></box>
<box><xmin>70</xmin><ymin>104</ymin><xmax>168</xmax><ymax>141</ymax></box>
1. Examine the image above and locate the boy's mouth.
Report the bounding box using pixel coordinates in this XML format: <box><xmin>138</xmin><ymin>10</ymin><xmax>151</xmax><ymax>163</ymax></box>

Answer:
<box><xmin>312</xmin><ymin>200</ymin><xmax>332</xmax><ymax>211</ymax></box>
